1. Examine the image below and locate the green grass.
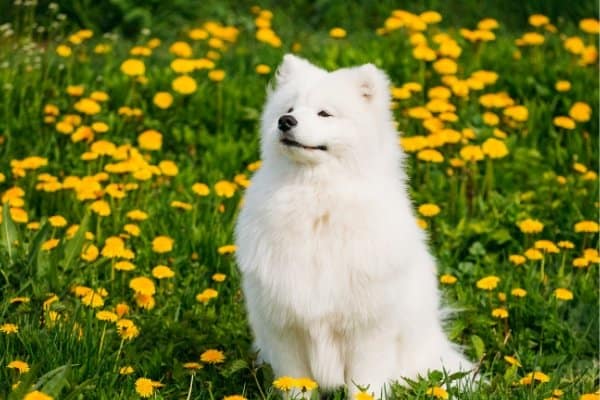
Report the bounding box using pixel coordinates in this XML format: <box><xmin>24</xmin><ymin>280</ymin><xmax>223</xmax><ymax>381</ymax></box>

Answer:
<box><xmin>0</xmin><ymin>2</ymin><xmax>598</xmax><ymax>399</ymax></box>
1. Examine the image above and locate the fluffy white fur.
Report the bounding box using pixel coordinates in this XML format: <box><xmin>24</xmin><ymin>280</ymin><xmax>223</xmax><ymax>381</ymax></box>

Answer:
<box><xmin>235</xmin><ymin>54</ymin><xmax>472</xmax><ymax>397</ymax></box>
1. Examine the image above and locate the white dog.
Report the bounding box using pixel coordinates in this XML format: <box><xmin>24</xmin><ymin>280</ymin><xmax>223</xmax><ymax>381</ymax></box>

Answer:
<box><xmin>235</xmin><ymin>54</ymin><xmax>472</xmax><ymax>397</ymax></box>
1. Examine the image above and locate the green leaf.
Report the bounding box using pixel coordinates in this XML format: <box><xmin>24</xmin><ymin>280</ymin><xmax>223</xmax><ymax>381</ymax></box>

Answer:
<box><xmin>221</xmin><ymin>359</ymin><xmax>248</xmax><ymax>378</ymax></box>
<box><xmin>62</xmin><ymin>212</ymin><xmax>90</xmax><ymax>270</ymax></box>
<box><xmin>471</xmin><ymin>335</ymin><xmax>485</xmax><ymax>360</ymax></box>
<box><xmin>1</xmin><ymin>202</ymin><xmax>19</xmax><ymax>264</ymax></box>
<box><xmin>34</xmin><ymin>364</ymin><xmax>71</xmax><ymax>396</ymax></box>
<box><xmin>28</xmin><ymin>221</ymin><xmax>50</xmax><ymax>268</ymax></box>
<box><xmin>489</xmin><ymin>228</ymin><xmax>512</xmax><ymax>244</ymax></box>
<box><xmin>504</xmin><ymin>364</ymin><xmax>518</xmax><ymax>383</ymax></box>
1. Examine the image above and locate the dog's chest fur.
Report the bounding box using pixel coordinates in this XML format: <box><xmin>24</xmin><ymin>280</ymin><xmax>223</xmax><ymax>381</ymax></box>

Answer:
<box><xmin>237</xmin><ymin>175</ymin><xmax>406</xmax><ymax>330</ymax></box>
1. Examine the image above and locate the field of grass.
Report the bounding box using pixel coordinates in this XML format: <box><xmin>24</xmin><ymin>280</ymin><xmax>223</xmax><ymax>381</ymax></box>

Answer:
<box><xmin>0</xmin><ymin>2</ymin><xmax>598</xmax><ymax>399</ymax></box>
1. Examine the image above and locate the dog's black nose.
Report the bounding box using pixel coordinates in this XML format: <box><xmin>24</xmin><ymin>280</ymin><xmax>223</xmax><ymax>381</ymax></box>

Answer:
<box><xmin>278</xmin><ymin>115</ymin><xmax>297</xmax><ymax>132</ymax></box>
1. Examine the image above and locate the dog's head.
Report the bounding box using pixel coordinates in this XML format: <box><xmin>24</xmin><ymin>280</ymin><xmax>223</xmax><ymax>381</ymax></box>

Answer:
<box><xmin>260</xmin><ymin>55</ymin><xmax>398</xmax><ymax>170</ymax></box>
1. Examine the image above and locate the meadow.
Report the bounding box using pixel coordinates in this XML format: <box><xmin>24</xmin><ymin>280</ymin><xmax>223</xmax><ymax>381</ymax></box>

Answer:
<box><xmin>0</xmin><ymin>2</ymin><xmax>599</xmax><ymax>399</ymax></box>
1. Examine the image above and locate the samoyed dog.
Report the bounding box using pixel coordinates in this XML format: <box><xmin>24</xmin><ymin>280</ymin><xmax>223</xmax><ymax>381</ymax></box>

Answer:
<box><xmin>235</xmin><ymin>54</ymin><xmax>472</xmax><ymax>397</ymax></box>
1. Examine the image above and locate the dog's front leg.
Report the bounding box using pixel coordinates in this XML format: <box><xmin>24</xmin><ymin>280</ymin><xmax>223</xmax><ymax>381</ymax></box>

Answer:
<box><xmin>345</xmin><ymin>330</ymin><xmax>400</xmax><ymax>399</ymax></box>
<box><xmin>306</xmin><ymin>323</ymin><xmax>345</xmax><ymax>390</ymax></box>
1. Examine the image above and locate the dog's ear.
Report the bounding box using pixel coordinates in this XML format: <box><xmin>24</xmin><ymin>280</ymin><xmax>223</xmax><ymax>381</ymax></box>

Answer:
<box><xmin>355</xmin><ymin>64</ymin><xmax>391</xmax><ymax>104</ymax></box>
<box><xmin>275</xmin><ymin>54</ymin><xmax>323</xmax><ymax>87</ymax></box>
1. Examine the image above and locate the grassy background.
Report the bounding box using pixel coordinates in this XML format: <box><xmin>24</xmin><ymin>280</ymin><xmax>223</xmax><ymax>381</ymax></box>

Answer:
<box><xmin>0</xmin><ymin>1</ymin><xmax>598</xmax><ymax>399</ymax></box>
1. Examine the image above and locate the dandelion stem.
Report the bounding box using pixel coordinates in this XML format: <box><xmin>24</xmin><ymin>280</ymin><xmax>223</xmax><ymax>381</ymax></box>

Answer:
<box><xmin>97</xmin><ymin>323</ymin><xmax>107</xmax><ymax>361</ymax></box>
<box><xmin>558</xmin><ymin>252</ymin><xmax>566</xmax><ymax>278</ymax></box>
<box><xmin>484</xmin><ymin>158</ymin><xmax>494</xmax><ymax>197</ymax></box>
<box><xmin>217</xmin><ymin>83</ymin><xmax>223</xmax><ymax>133</ymax></box>
<box><xmin>250</xmin><ymin>364</ymin><xmax>267</xmax><ymax>400</ymax></box>
<box><xmin>185</xmin><ymin>373</ymin><xmax>195</xmax><ymax>400</ymax></box>
<box><xmin>113</xmin><ymin>338</ymin><xmax>125</xmax><ymax>372</ymax></box>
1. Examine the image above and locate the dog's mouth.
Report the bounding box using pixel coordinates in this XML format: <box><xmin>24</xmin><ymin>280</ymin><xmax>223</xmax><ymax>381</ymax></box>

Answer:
<box><xmin>280</xmin><ymin>138</ymin><xmax>328</xmax><ymax>151</ymax></box>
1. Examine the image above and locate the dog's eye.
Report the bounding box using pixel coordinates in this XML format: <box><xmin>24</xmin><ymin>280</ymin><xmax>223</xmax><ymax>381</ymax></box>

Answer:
<box><xmin>287</xmin><ymin>107</ymin><xmax>293</xmax><ymax>113</ymax></box>
<box><xmin>318</xmin><ymin>110</ymin><xmax>332</xmax><ymax>117</ymax></box>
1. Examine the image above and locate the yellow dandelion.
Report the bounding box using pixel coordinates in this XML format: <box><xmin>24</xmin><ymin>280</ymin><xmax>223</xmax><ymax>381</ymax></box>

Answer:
<box><xmin>120</xmin><ymin>59</ymin><xmax>145</xmax><ymax>76</ymax></box>
<box><xmin>119</xmin><ymin>365</ymin><xmax>134</xmax><ymax>375</ymax></box>
<box><xmin>355</xmin><ymin>391</ymin><xmax>375</xmax><ymax>400</ymax></box>
<box><xmin>96</xmin><ymin>310</ymin><xmax>118</xmax><ymax>322</ymax></box>
<box><xmin>223</xmin><ymin>396</ymin><xmax>247</xmax><ymax>400</ymax></box>
<box><xmin>580</xmin><ymin>18</ymin><xmax>600</xmax><ymax>34</ymax></box>
<box><xmin>152</xmin><ymin>236</ymin><xmax>174</xmax><ymax>253</ymax></box>
<box><xmin>172</xmin><ymin>75</ymin><xmax>197</xmax><ymax>95</ymax></box>
<box><xmin>215</xmin><ymin>180</ymin><xmax>237</xmax><ymax>197</ymax></box>
<box><xmin>209</xmin><ymin>69</ymin><xmax>226</xmax><ymax>82</ymax></box>
<box><xmin>7</xmin><ymin>360</ymin><xmax>30</xmax><ymax>373</ymax></box>
<box><xmin>529</xmin><ymin>14</ymin><xmax>550</xmax><ymax>27</ymax></box>
<box><xmin>504</xmin><ymin>105</ymin><xmax>529</xmax><ymax>122</ymax></box>
<box><xmin>1</xmin><ymin>323</ymin><xmax>19</xmax><ymax>334</ymax></box>
<box><xmin>460</xmin><ymin>145</ymin><xmax>484</xmax><ymax>162</ymax></box>
<box><xmin>511</xmin><ymin>288</ymin><xmax>528</xmax><ymax>298</ymax></box>
<box><xmin>517</xmin><ymin>219</ymin><xmax>544</xmax><ymax>234</ymax></box>
<box><xmin>183</xmin><ymin>361</ymin><xmax>203</xmax><ymax>370</ymax></box>
<box><xmin>558</xmin><ymin>241</ymin><xmax>575</xmax><ymax>249</ymax></box>
<box><xmin>572</xmin><ymin>258</ymin><xmax>590</xmax><ymax>268</ymax></box>
<box><xmin>273</xmin><ymin>376</ymin><xmax>296</xmax><ymax>391</ymax></box>
<box><xmin>117</xmin><ymin>319</ymin><xmax>140</xmax><ymax>340</ymax></box>
<box><xmin>200</xmin><ymin>349</ymin><xmax>225</xmax><ymax>364</ymax></box>
<box><xmin>504</xmin><ymin>355</ymin><xmax>522</xmax><ymax>367</ymax></box>
<box><xmin>129</xmin><ymin>277</ymin><xmax>156</xmax><ymax>296</ymax></box>
<box><xmin>218</xmin><ymin>245</ymin><xmax>236</xmax><ymax>255</ymax></box>
<box><xmin>135</xmin><ymin>378</ymin><xmax>155</xmax><ymax>398</ymax></box>
<box><xmin>116</xmin><ymin>303</ymin><xmax>129</xmax><ymax>318</ymax></box>
<box><xmin>433</xmin><ymin>58</ymin><xmax>457</xmax><ymax>75</ymax></box>
<box><xmin>74</xmin><ymin>98</ymin><xmax>101</xmax><ymax>115</ymax></box>
<box><xmin>81</xmin><ymin>291</ymin><xmax>104</xmax><ymax>308</ymax></box>
<box><xmin>569</xmin><ymin>102</ymin><xmax>592</xmax><ymax>122</ymax></box>
<box><xmin>295</xmin><ymin>377</ymin><xmax>318</xmax><ymax>391</ymax></box>
<box><xmin>555</xmin><ymin>80</ymin><xmax>571</xmax><ymax>92</ymax></box>
<box><xmin>153</xmin><ymin>92</ymin><xmax>173</xmax><ymax>109</ymax></box>
<box><xmin>9</xmin><ymin>296</ymin><xmax>30</xmax><ymax>304</ymax></box>
<box><xmin>114</xmin><ymin>261</ymin><xmax>136</xmax><ymax>271</ymax></box>
<box><xmin>425</xmin><ymin>386</ymin><xmax>449</xmax><ymax>399</ymax></box>
<box><xmin>417</xmin><ymin>149</ymin><xmax>444</xmax><ymax>163</ymax></box>
<box><xmin>138</xmin><ymin>129</ymin><xmax>162</xmax><ymax>151</ymax></box>
<box><xmin>123</xmin><ymin>224</ymin><xmax>140</xmax><ymax>237</ymax></box>
<box><xmin>476</xmin><ymin>275</ymin><xmax>500</xmax><ymax>290</ymax></box>
<box><xmin>256</xmin><ymin>64</ymin><xmax>271</xmax><ymax>75</ymax></box>
<box><xmin>329</xmin><ymin>27</ymin><xmax>347</xmax><ymax>38</ymax></box>
<box><xmin>509</xmin><ymin>254</ymin><xmax>526</xmax><ymax>265</ymax></box>
<box><xmin>492</xmin><ymin>307</ymin><xmax>509</xmax><ymax>319</ymax></box>
<box><xmin>24</xmin><ymin>391</ymin><xmax>54</xmax><ymax>400</ymax></box>
<box><xmin>553</xmin><ymin>116</ymin><xmax>576</xmax><ymax>130</ymax></box>
<box><xmin>574</xmin><ymin>220</ymin><xmax>599</xmax><ymax>233</ymax></box>
<box><xmin>126</xmin><ymin>209</ymin><xmax>148</xmax><ymax>221</ymax></box>
<box><xmin>440</xmin><ymin>274</ymin><xmax>457</xmax><ymax>285</ymax></box>
<box><xmin>534</xmin><ymin>240</ymin><xmax>559</xmax><ymax>253</ymax></box>
<box><xmin>482</xmin><ymin>138</ymin><xmax>509</xmax><ymax>159</ymax></box>
<box><xmin>519</xmin><ymin>371</ymin><xmax>550</xmax><ymax>385</ymax></box>
<box><xmin>579</xmin><ymin>393</ymin><xmax>600</xmax><ymax>400</ymax></box>
<box><xmin>41</xmin><ymin>238</ymin><xmax>60</xmax><ymax>251</ymax></box>
<box><xmin>524</xmin><ymin>248</ymin><xmax>543</xmax><ymax>260</ymax></box>
<box><xmin>152</xmin><ymin>265</ymin><xmax>175</xmax><ymax>279</ymax></box>
<box><xmin>159</xmin><ymin>160</ymin><xmax>179</xmax><ymax>176</ymax></box>
<box><xmin>196</xmin><ymin>288</ymin><xmax>219</xmax><ymax>304</ymax></box>
<box><xmin>81</xmin><ymin>244</ymin><xmax>99</xmax><ymax>262</ymax></box>
<box><xmin>418</xmin><ymin>203</ymin><xmax>441</xmax><ymax>217</ymax></box>
<box><xmin>90</xmin><ymin>200</ymin><xmax>111</xmax><ymax>216</ymax></box>
<box><xmin>135</xmin><ymin>293</ymin><xmax>155</xmax><ymax>310</ymax></box>
<box><xmin>192</xmin><ymin>182</ymin><xmax>210</xmax><ymax>196</ymax></box>
<box><xmin>554</xmin><ymin>288</ymin><xmax>573</xmax><ymax>301</ymax></box>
